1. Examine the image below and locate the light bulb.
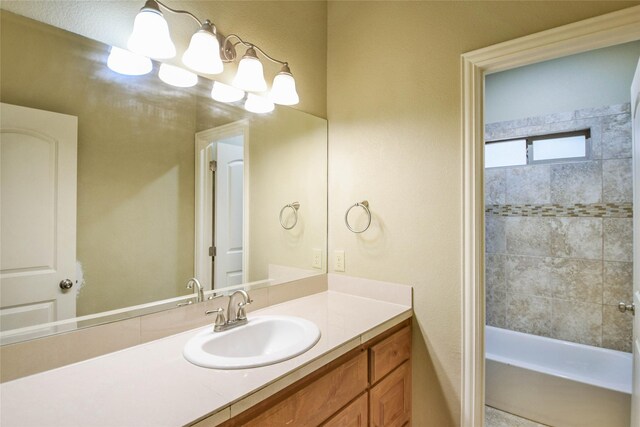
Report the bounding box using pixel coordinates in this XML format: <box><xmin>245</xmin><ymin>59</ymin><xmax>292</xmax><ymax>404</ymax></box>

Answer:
<box><xmin>182</xmin><ymin>21</ymin><xmax>223</xmax><ymax>75</ymax></box>
<box><xmin>269</xmin><ymin>64</ymin><xmax>299</xmax><ymax>105</ymax></box>
<box><xmin>232</xmin><ymin>47</ymin><xmax>267</xmax><ymax>92</ymax></box>
<box><xmin>158</xmin><ymin>63</ymin><xmax>198</xmax><ymax>87</ymax></box>
<box><xmin>107</xmin><ymin>46</ymin><xmax>152</xmax><ymax>76</ymax></box>
<box><xmin>127</xmin><ymin>1</ymin><xmax>176</xmax><ymax>59</ymax></box>
<box><xmin>211</xmin><ymin>81</ymin><xmax>245</xmax><ymax>103</ymax></box>
<box><xmin>244</xmin><ymin>93</ymin><xmax>274</xmax><ymax>114</ymax></box>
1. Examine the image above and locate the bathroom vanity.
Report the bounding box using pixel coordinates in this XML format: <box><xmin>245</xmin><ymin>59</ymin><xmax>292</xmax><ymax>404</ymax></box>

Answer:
<box><xmin>0</xmin><ymin>276</ymin><xmax>413</xmax><ymax>427</ymax></box>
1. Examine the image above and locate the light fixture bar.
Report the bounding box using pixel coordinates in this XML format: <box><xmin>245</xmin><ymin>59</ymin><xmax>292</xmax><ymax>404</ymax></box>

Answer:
<box><xmin>221</xmin><ymin>34</ymin><xmax>287</xmax><ymax>67</ymax></box>
<box><xmin>152</xmin><ymin>0</ymin><xmax>203</xmax><ymax>26</ymax></box>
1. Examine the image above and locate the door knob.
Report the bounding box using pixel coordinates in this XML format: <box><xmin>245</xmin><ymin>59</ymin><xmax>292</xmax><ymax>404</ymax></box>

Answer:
<box><xmin>618</xmin><ymin>302</ymin><xmax>635</xmax><ymax>315</ymax></box>
<box><xmin>59</xmin><ymin>279</ymin><xmax>73</xmax><ymax>290</ymax></box>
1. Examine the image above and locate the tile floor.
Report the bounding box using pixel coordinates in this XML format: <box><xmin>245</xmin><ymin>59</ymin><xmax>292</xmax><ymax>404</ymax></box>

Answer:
<box><xmin>485</xmin><ymin>406</ymin><xmax>550</xmax><ymax>427</ymax></box>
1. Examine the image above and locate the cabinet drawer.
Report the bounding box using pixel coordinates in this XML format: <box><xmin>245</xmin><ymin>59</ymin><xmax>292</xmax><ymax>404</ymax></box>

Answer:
<box><xmin>322</xmin><ymin>393</ymin><xmax>368</xmax><ymax>427</ymax></box>
<box><xmin>244</xmin><ymin>351</ymin><xmax>368</xmax><ymax>427</ymax></box>
<box><xmin>370</xmin><ymin>326</ymin><xmax>411</xmax><ymax>384</ymax></box>
<box><xmin>370</xmin><ymin>361</ymin><xmax>411</xmax><ymax>427</ymax></box>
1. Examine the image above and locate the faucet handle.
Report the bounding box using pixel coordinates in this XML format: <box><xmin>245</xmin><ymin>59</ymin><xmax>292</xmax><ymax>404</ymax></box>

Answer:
<box><xmin>237</xmin><ymin>301</ymin><xmax>251</xmax><ymax>320</ymax></box>
<box><xmin>205</xmin><ymin>308</ymin><xmax>226</xmax><ymax>327</ymax></box>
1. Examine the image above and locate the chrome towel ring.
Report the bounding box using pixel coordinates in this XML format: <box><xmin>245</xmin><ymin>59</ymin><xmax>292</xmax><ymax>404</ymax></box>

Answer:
<box><xmin>279</xmin><ymin>202</ymin><xmax>300</xmax><ymax>230</ymax></box>
<box><xmin>345</xmin><ymin>200</ymin><xmax>371</xmax><ymax>233</ymax></box>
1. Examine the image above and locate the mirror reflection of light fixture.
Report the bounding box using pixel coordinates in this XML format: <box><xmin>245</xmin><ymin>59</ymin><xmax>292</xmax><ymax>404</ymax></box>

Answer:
<box><xmin>127</xmin><ymin>0</ymin><xmax>176</xmax><ymax>59</ymax></box>
<box><xmin>211</xmin><ymin>81</ymin><xmax>245</xmax><ymax>103</ymax></box>
<box><xmin>107</xmin><ymin>47</ymin><xmax>153</xmax><ymax>76</ymax></box>
<box><xmin>182</xmin><ymin>20</ymin><xmax>223</xmax><ymax>75</ymax></box>
<box><xmin>232</xmin><ymin>46</ymin><xmax>267</xmax><ymax>92</ymax></box>
<box><xmin>222</xmin><ymin>35</ymin><xmax>299</xmax><ymax>105</ymax></box>
<box><xmin>269</xmin><ymin>64</ymin><xmax>299</xmax><ymax>105</ymax></box>
<box><xmin>125</xmin><ymin>0</ymin><xmax>300</xmax><ymax>109</ymax></box>
<box><xmin>244</xmin><ymin>93</ymin><xmax>274</xmax><ymax>114</ymax></box>
<box><xmin>158</xmin><ymin>63</ymin><xmax>198</xmax><ymax>87</ymax></box>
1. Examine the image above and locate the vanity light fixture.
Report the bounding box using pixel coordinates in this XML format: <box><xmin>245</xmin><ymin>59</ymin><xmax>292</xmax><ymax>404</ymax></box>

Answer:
<box><xmin>244</xmin><ymin>93</ymin><xmax>274</xmax><ymax>114</ymax></box>
<box><xmin>222</xmin><ymin>34</ymin><xmax>300</xmax><ymax>105</ymax></box>
<box><xmin>126</xmin><ymin>0</ymin><xmax>300</xmax><ymax>106</ymax></box>
<box><xmin>127</xmin><ymin>0</ymin><xmax>176</xmax><ymax>59</ymax></box>
<box><xmin>232</xmin><ymin>46</ymin><xmax>267</xmax><ymax>92</ymax></box>
<box><xmin>107</xmin><ymin>47</ymin><xmax>153</xmax><ymax>76</ymax></box>
<box><xmin>270</xmin><ymin>64</ymin><xmax>299</xmax><ymax>106</ymax></box>
<box><xmin>182</xmin><ymin>20</ymin><xmax>224</xmax><ymax>75</ymax></box>
<box><xmin>211</xmin><ymin>81</ymin><xmax>245</xmax><ymax>103</ymax></box>
<box><xmin>158</xmin><ymin>63</ymin><xmax>198</xmax><ymax>87</ymax></box>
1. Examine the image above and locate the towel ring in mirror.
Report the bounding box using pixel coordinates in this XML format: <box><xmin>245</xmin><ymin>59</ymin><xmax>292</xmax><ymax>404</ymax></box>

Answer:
<box><xmin>345</xmin><ymin>200</ymin><xmax>371</xmax><ymax>233</ymax></box>
<box><xmin>279</xmin><ymin>202</ymin><xmax>300</xmax><ymax>230</ymax></box>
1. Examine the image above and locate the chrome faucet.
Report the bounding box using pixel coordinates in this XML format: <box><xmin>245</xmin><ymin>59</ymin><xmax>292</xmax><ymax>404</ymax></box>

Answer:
<box><xmin>186</xmin><ymin>278</ymin><xmax>204</xmax><ymax>303</ymax></box>
<box><xmin>205</xmin><ymin>290</ymin><xmax>252</xmax><ymax>332</ymax></box>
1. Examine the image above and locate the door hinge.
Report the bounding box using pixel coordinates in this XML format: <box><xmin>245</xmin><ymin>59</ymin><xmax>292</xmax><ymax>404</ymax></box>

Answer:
<box><xmin>209</xmin><ymin>160</ymin><xmax>217</xmax><ymax>172</ymax></box>
<box><xmin>209</xmin><ymin>246</ymin><xmax>216</xmax><ymax>257</ymax></box>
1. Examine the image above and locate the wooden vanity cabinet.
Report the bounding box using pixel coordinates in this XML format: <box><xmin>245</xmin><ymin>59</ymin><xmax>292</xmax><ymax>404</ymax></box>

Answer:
<box><xmin>206</xmin><ymin>319</ymin><xmax>411</xmax><ymax>427</ymax></box>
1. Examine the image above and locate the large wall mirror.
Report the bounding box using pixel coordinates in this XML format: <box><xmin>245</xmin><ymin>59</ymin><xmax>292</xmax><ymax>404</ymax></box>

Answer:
<box><xmin>0</xmin><ymin>10</ymin><xmax>327</xmax><ymax>344</ymax></box>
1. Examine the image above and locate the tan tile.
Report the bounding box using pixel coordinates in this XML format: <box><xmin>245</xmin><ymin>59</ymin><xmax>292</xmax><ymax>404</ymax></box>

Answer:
<box><xmin>603</xmin><ymin>262</ymin><xmax>633</xmax><ymax>305</ymax></box>
<box><xmin>485</xmin><ymin>406</ymin><xmax>548</xmax><ymax>427</ymax></box>
<box><xmin>603</xmin><ymin>218</ymin><xmax>633</xmax><ymax>262</ymax></box>
<box><xmin>506</xmin><ymin>294</ymin><xmax>552</xmax><ymax>337</ymax></box>
<box><xmin>486</xmin><ymin>254</ymin><xmax>506</xmax><ymax>293</ymax></box>
<box><xmin>551</xmin><ymin>300</ymin><xmax>601</xmax><ymax>346</ymax></box>
<box><xmin>505</xmin><ymin>217</ymin><xmax>552</xmax><ymax>257</ymax></box>
<box><xmin>550</xmin><ymin>258</ymin><xmax>602</xmax><ymax>304</ymax></box>
<box><xmin>505</xmin><ymin>255</ymin><xmax>553</xmax><ymax>298</ymax></box>
<box><xmin>550</xmin><ymin>217</ymin><xmax>602</xmax><ymax>260</ymax></box>
<box><xmin>602</xmin><ymin>305</ymin><xmax>632</xmax><ymax>352</ymax></box>
<box><xmin>486</xmin><ymin>290</ymin><xmax>506</xmax><ymax>328</ymax></box>
<box><xmin>1</xmin><ymin>318</ymin><xmax>140</xmax><ymax>382</ymax></box>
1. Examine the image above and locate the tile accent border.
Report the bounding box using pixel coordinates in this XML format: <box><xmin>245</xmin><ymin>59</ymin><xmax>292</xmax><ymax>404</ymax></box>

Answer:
<box><xmin>486</xmin><ymin>202</ymin><xmax>632</xmax><ymax>218</ymax></box>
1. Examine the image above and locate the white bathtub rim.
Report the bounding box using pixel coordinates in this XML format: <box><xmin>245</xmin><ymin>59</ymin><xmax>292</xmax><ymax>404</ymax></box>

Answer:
<box><xmin>485</xmin><ymin>326</ymin><xmax>632</xmax><ymax>395</ymax></box>
<box><xmin>485</xmin><ymin>352</ymin><xmax>631</xmax><ymax>394</ymax></box>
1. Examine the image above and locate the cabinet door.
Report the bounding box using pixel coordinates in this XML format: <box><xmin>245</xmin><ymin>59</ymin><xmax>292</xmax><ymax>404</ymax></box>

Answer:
<box><xmin>322</xmin><ymin>393</ymin><xmax>368</xmax><ymax>427</ymax></box>
<box><xmin>370</xmin><ymin>361</ymin><xmax>411</xmax><ymax>427</ymax></box>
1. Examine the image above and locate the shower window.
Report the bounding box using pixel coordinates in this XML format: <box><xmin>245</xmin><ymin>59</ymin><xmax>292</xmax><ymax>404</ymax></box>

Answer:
<box><xmin>485</xmin><ymin>129</ymin><xmax>590</xmax><ymax>168</ymax></box>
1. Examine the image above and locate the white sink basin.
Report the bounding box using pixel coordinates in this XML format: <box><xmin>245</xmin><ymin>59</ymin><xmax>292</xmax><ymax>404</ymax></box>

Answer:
<box><xmin>183</xmin><ymin>315</ymin><xmax>321</xmax><ymax>369</ymax></box>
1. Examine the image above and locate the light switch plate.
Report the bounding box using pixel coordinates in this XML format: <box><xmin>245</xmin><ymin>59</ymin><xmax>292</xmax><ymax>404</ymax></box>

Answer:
<box><xmin>334</xmin><ymin>250</ymin><xmax>345</xmax><ymax>272</ymax></box>
<box><xmin>312</xmin><ymin>249</ymin><xmax>322</xmax><ymax>269</ymax></box>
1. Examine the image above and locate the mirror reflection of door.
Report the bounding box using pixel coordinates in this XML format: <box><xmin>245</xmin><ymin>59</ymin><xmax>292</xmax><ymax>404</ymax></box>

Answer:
<box><xmin>195</xmin><ymin>121</ymin><xmax>248</xmax><ymax>291</ymax></box>
<box><xmin>0</xmin><ymin>103</ymin><xmax>77</xmax><ymax>331</ymax></box>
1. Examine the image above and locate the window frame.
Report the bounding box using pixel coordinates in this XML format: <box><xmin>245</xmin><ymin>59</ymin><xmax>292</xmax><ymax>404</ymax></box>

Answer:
<box><xmin>485</xmin><ymin>129</ymin><xmax>591</xmax><ymax>167</ymax></box>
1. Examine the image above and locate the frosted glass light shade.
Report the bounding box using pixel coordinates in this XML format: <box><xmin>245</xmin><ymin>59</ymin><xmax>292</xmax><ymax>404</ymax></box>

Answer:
<box><xmin>127</xmin><ymin>8</ymin><xmax>176</xmax><ymax>59</ymax></box>
<box><xmin>211</xmin><ymin>82</ymin><xmax>245</xmax><ymax>103</ymax></box>
<box><xmin>158</xmin><ymin>63</ymin><xmax>198</xmax><ymax>87</ymax></box>
<box><xmin>244</xmin><ymin>93</ymin><xmax>274</xmax><ymax>114</ymax></box>
<box><xmin>270</xmin><ymin>71</ymin><xmax>299</xmax><ymax>105</ymax></box>
<box><xmin>107</xmin><ymin>47</ymin><xmax>152</xmax><ymax>76</ymax></box>
<box><xmin>232</xmin><ymin>48</ymin><xmax>267</xmax><ymax>92</ymax></box>
<box><xmin>183</xmin><ymin>29</ymin><xmax>223</xmax><ymax>75</ymax></box>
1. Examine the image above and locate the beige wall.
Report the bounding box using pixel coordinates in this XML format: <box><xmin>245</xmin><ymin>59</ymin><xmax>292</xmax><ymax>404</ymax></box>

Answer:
<box><xmin>0</xmin><ymin>1</ymin><xmax>327</xmax><ymax>118</ymax></box>
<box><xmin>247</xmin><ymin>109</ymin><xmax>327</xmax><ymax>281</ymax></box>
<box><xmin>326</xmin><ymin>1</ymin><xmax>639</xmax><ymax>425</ymax></box>
<box><xmin>486</xmin><ymin>41</ymin><xmax>640</xmax><ymax>123</ymax></box>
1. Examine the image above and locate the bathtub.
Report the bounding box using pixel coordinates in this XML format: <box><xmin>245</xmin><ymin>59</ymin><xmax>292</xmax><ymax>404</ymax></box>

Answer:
<box><xmin>485</xmin><ymin>326</ymin><xmax>632</xmax><ymax>427</ymax></box>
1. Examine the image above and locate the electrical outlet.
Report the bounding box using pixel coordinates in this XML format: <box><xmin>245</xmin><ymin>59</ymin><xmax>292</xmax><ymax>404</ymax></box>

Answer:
<box><xmin>334</xmin><ymin>250</ymin><xmax>345</xmax><ymax>272</ymax></box>
<box><xmin>312</xmin><ymin>249</ymin><xmax>322</xmax><ymax>269</ymax></box>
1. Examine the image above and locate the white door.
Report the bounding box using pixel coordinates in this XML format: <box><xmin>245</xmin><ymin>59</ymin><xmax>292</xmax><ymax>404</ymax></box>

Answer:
<box><xmin>0</xmin><ymin>103</ymin><xmax>77</xmax><ymax>331</ymax></box>
<box><xmin>631</xmin><ymin>57</ymin><xmax>640</xmax><ymax>427</ymax></box>
<box><xmin>214</xmin><ymin>142</ymin><xmax>244</xmax><ymax>288</ymax></box>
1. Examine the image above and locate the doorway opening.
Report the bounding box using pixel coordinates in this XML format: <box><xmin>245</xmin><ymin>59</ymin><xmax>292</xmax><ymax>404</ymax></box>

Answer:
<box><xmin>195</xmin><ymin>121</ymin><xmax>249</xmax><ymax>291</ymax></box>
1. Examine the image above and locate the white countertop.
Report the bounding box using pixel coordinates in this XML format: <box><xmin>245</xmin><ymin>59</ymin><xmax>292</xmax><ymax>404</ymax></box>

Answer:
<box><xmin>0</xmin><ymin>289</ymin><xmax>412</xmax><ymax>427</ymax></box>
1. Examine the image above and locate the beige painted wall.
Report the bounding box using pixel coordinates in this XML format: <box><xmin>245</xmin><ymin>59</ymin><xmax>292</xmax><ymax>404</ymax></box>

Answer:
<box><xmin>326</xmin><ymin>1</ymin><xmax>639</xmax><ymax>425</ymax></box>
<box><xmin>486</xmin><ymin>41</ymin><xmax>640</xmax><ymax>123</ymax></box>
<box><xmin>0</xmin><ymin>11</ymin><xmax>196</xmax><ymax>315</ymax></box>
<box><xmin>0</xmin><ymin>0</ymin><xmax>327</xmax><ymax>118</ymax></box>
<box><xmin>247</xmin><ymin>109</ymin><xmax>327</xmax><ymax>281</ymax></box>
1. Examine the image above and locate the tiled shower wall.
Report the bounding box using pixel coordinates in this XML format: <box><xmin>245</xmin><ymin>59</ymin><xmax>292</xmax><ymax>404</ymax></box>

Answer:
<box><xmin>485</xmin><ymin>103</ymin><xmax>633</xmax><ymax>352</ymax></box>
